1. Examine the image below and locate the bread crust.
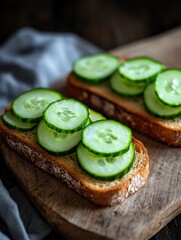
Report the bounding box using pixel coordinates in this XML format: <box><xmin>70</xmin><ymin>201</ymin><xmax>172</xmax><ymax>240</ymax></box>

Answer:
<box><xmin>67</xmin><ymin>73</ymin><xmax>181</xmax><ymax>147</ymax></box>
<box><xmin>0</xmin><ymin>114</ymin><xmax>149</xmax><ymax>206</ymax></box>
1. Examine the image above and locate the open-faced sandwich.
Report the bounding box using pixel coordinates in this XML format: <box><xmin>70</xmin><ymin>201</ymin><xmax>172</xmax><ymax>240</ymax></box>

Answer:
<box><xmin>67</xmin><ymin>53</ymin><xmax>181</xmax><ymax>146</ymax></box>
<box><xmin>0</xmin><ymin>88</ymin><xmax>149</xmax><ymax>206</ymax></box>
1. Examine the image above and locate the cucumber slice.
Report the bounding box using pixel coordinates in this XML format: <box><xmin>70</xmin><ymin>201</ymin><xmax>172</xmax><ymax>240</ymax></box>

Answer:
<box><xmin>82</xmin><ymin>120</ymin><xmax>132</xmax><ymax>157</ymax></box>
<box><xmin>37</xmin><ymin>118</ymin><xmax>91</xmax><ymax>155</ymax></box>
<box><xmin>44</xmin><ymin>99</ymin><xmax>89</xmax><ymax>133</ymax></box>
<box><xmin>110</xmin><ymin>72</ymin><xmax>145</xmax><ymax>96</ymax></box>
<box><xmin>119</xmin><ymin>57</ymin><xmax>164</xmax><ymax>83</ymax></box>
<box><xmin>155</xmin><ymin>69</ymin><xmax>181</xmax><ymax>107</ymax></box>
<box><xmin>12</xmin><ymin>88</ymin><xmax>63</xmax><ymax>122</ymax></box>
<box><xmin>2</xmin><ymin>111</ymin><xmax>37</xmax><ymax>131</ymax></box>
<box><xmin>73</xmin><ymin>53</ymin><xmax>120</xmax><ymax>83</ymax></box>
<box><xmin>144</xmin><ymin>83</ymin><xmax>181</xmax><ymax>118</ymax></box>
<box><xmin>36</xmin><ymin>120</ymin><xmax>82</xmax><ymax>154</ymax></box>
<box><xmin>89</xmin><ymin>109</ymin><xmax>106</xmax><ymax>122</ymax></box>
<box><xmin>77</xmin><ymin>142</ymin><xmax>135</xmax><ymax>181</ymax></box>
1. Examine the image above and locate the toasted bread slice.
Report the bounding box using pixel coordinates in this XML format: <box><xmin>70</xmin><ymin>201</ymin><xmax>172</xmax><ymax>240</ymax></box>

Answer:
<box><xmin>0</xmin><ymin>112</ymin><xmax>149</xmax><ymax>206</ymax></box>
<box><xmin>67</xmin><ymin>73</ymin><xmax>181</xmax><ymax>147</ymax></box>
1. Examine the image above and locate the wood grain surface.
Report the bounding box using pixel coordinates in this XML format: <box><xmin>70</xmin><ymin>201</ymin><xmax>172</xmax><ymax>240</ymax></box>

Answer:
<box><xmin>1</xmin><ymin>27</ymin><xmax>181</xmax><ymax>240</ymax></box>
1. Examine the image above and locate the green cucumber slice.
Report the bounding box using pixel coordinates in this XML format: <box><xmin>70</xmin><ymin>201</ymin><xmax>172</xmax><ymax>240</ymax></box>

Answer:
<box><xmin>37</xmin><ymin>120</ymin><xmax>81</xmax><ymax>154</ymax></box>
<box><xmin>2</xmin><ymin>111</ymin><xmax>37</xmax><ymax>131</ymax></box>
<box><xmin>144</xmin><ymin>83</ymin><xmax>181</xmax><ymax>118</ymax></box>
<box><xmin>89</xmin><ymin>109</ymin><xmax>105</xmax><ymax>122</ymax></box>
<box><xmin>77</xmin><ymin>142</ymin><xmax>135</xmax><ymax>181</ymax></box>
<box><xmin>37</xmin><ymin>118</ymin><xmax>91</xmax><ymax>154</ymax></box>
<box><xmin>12</xmin><ymin>88</ymin><xmax>63</xmax><ymax>122</ymax></box>
<box><xmin>110</xmin><ymin>72</ymin><xmax>145</xmax><ymax>96</ymax></box>
<box><xmin>155</xmin><ymin>69</ymin><xmax>181</xmax><ymax>107</ymax></box>
<box><xmin>43</xmin><ymin>98</ymin><xmax>89</xmax><ymax>133</ymax></box>
<box><xmin>73</xmin><ymin>53</ymin><xmax>120</xmax><ymax>83</ymax></box>
<box><xmin>119</xmin><ymin>57</ymin><xmax>164</xmax><ymax>83</ymax></box>
<box><xmin>82</xmin><ymin>120</ymin><xmax>132</xmax><ymax>157</ymax></box>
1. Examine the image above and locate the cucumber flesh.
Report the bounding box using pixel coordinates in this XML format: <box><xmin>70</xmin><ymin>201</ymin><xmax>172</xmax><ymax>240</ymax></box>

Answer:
<box><xmin>82</xmin><ymin>120</ymin><xmax>132</xmax><ymax>157</ymax></box>
<box><xmin>44</xmin><ymin>99</ymin><xmax>89</xmax><ymax>133</ymax></box>
<box><xmin>2</xmin><ymin>111</ymin><xmax>37</xmax><ymax>131</ymax></box>
<box><xmin>155</xmin><ymin>69</ymin><xmax>181</xmax><ymax>107</ymax></box>
<box><xmin>89</xmin><ymin>109</ymin><xmax>105</xmax><ymax>122</ymax></box>
<box><xmin>12</xmin><ymin>88</ymin><xmax>63</xmax><ymax>122</ymax></box>
<box><xmin>110</xmin><ymin>72</ymin><xmax>145</xmax><ymax>96</ymax></box>
<box><xmin>73</xmin><ymin>53</ymin><xmax>120</xmax><ymax>83</ymax></box>
<box><xmin>77</xmin><ymin>142</ymin><xmax>135</xmax><ymax>181</ymax></box>
<box><xmin>119</xmin><ymin>57</ymin><xmax>164</xmax><ymax>83</ymax></box>
<box><xmin>144</xmin><ymin>83</ymin><xmax>181</xmax><ymax>118</ymax></box>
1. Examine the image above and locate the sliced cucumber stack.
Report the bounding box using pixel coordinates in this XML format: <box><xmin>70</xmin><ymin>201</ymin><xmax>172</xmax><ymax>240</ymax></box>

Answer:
<box><xmin>82</xmin><ymin>120</ymin><xmax>132</xmax><ymax>157</ymax></box>
<box><xmin>77</xmin><ymin>142</ymin><xmax>135</xmax><ymax>181</ymax></box>
<box><xmin>2</xmin><ymin>88</ymin><xmax>63</xmax><ymax>131</ymax></box>
<box><xmin>155</xmin><ymin>69</ymin><xmax>181</xmax><ymax>107</ymax></box>
<box><xmin>37</xmin><ymin>107</ymin><xmax>107</xmax><ymax>155</ymax></box>
<box><xmin>2</xmin><ymin>111</ymin><xmax>37</xmax><ymax>131</ymax></box>
<box><xmin>73</xmin><ymin>53</ymin><xmax>120</xmax><ymax>83</ymax></box>
<box><xmin>119</xmin><ymin>57</ymin><xmax>164</xmax><ymax>84</ymax></box>
<box><xmin>36</xmin><ymin>98</ymin><xmax>90</xmax><ymax>154</ymax></box>
<box><xmin>12</xmin><ymin>88</ymin><xmax>63</xmax><ymax>122</ymax></box>
<box><xmin>36</xmin><ymin>105</ymin><xmax>107</xmax><ymax>155</ymax></box>
<box><xmin>110</xmin><ymin>72</ymin><xmax>145</xmax><ymax>96</ymax></box>
<box><xmin>37</xmin><ymin>101</ymin><xmax>107</xmax><ymax>154</ymax></box>
<box><xmin>144</xmin><ymin>83</ymin><xmax>181</xmax><ymax>118</ymax></box>
<box><xmin>77</xmin><ymin>120</ymin><xmax>135</xmax><ymax>181</ymax></box>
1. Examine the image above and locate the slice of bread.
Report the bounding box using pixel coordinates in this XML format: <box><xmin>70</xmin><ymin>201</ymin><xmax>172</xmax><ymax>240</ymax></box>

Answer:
<box><xmin>0</xmin><ymin>112</ymin><xmax>149</xmax><ymax>206</ymax></box>
<box><xmin>67</xmin><ymin>73</ymin><xmax>181</xmax><ymax>147</ymax></box>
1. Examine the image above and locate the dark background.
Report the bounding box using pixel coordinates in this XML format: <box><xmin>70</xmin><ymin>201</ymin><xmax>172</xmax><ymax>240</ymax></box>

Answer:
<box><xmin>1</xmin><ymin>0</ymin><xmax>181</xmax><ymax>50</ymax></box>
<box><xmin>0</xmin><ymin>0</ymin><xmax>181</xmax><ymax>239</ymax></box>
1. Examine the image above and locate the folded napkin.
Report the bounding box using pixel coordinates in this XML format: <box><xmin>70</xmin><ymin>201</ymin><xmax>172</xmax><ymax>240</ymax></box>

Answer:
<box><xmin>0</xmin><ymin>28</ymin><xmax>100</xmax><ymax>240</ymax></box>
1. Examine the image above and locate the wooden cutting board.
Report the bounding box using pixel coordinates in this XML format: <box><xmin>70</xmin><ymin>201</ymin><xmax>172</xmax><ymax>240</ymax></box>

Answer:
<box><xmin>1</xmin><ymin>27</ymin><xmax>181</xmax><ymax>240</ymax></box>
